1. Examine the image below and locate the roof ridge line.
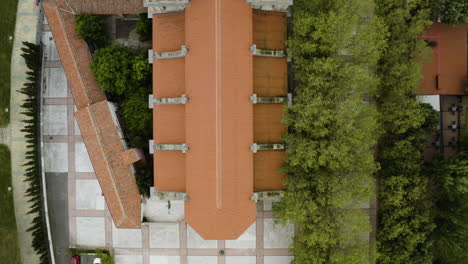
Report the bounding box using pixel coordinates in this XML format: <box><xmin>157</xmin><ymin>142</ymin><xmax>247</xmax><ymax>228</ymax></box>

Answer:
<box><xmin>86</xmin><ymin>103</ymin><xmax>127</xmax><ymax>220</ymax></box>
<box><xmin>54</xmin><ymin>7</ymin><xmax>95</xmax><ymax>109</ymax></box>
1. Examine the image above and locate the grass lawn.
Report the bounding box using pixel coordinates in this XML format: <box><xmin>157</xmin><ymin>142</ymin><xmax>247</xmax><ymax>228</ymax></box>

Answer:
<box><xmin>0</xmin><ymin>0</ymin><xmax>19</xmax><ymax>127</ymax></box>
<box><xmin>0</xmin><ymin>144</ymin><xmax>21</xmax><ymax>263</ymax></box>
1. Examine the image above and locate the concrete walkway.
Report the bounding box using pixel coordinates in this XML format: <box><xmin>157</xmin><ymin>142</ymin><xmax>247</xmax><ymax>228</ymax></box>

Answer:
<box><xmin>9</xmin><ymin>0</ymin><xmax>42</xmax><ymax>263</ymax></box>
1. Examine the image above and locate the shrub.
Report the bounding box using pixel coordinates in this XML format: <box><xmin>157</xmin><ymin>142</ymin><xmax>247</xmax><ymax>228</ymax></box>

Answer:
<box><xmin>75</xmin><ymin>14</ymin><xmax>106</xmax><ymax>44</ymax></box>
<box><xmin>132</xmin><ymin>51</ymin><xmax>152</xmax><ymax>84</ymax></box>
<box><xmin>96</xmin><ymin>249</ymin><xmax>114</xmax><ymax>264</ymax></box>
<box><xmin>135</xmin><ymin>13</ymin><xmax>152</xmax><ymax>42</ymax></box>
<box><xmin>135</xmin><ymin>167</ymin><xmax>153</xmax><ymax>197</ymax></box>
<box><xmin>121</xmin><ymin>88</ymin><xmax>152</xmax><ymax>137</ymax></box>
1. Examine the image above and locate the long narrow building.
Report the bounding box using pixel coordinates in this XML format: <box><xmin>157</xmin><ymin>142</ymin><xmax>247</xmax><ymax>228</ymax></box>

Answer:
<box><xmin>149</xmin><ymin>0</ymin><xmax>291</xmax><ymax>239</ymax></box>
<box><xmin>43</xmin><ymin>0</ymin><xmax>144</xmax><ymax>228</ymax></box>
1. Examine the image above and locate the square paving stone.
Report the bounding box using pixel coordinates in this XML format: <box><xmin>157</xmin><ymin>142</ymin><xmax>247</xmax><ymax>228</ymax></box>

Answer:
<box><xmin>226</xmin><ymin>256</ymin><xmax>257</xmax><ymax>264</ymax></box>
<box><xmin>43</xmin><ymin>105</ymin><xmax>68</xmax><ymax>135</ymax></box>
<box><xmin>225</xmin><ymin>256</ymin><xmax>256</xmax><ymax>264</ymax></box>
<box><xmin>187</xmin><ymin>225</ymin><xmax>217</xmax><ymax>249</ymax></box>
<box><xmin>76</xmin><ymin>217</ymin><xmax>105</xmax><ymax>247</ymax></box>
<box><xmin>188</xmin><ymin>256</ymin><xmax>218</xmax><ymax>264</ymax></box>
<box><xmin>225</xmin><ymin>223</ymin><xmax>256</xmax><ymax>249</ymax></box>
<box><xmin>115</xmin><ymin>255</ymin><xmax>143</xmax><ymax>264</ymax></box>
<box><xmin>75</xmin><ymin>142</ymin><xmax>94</xmax><ymax>172</ymax></box>
<box><xmin>149</xmin><ymin>223</ymin><xmax>180</xmax><ymax>248</ymax></box>
<box><xmin>264</xmin><ymin>218</ymin><xmax>294</xmax><ymax>249</ymax></box>
<box><xmin>112</xmin><ymin>222</ymin><xmax>143</xmax><ymax>248</ymax></box>
<box><xmin>41</xmin><ymin>31</ymin><xmax>60</xmax><ymax>60</ymax></box>
<box><xmin>264</xmin><ymin>256</ymin><xmax>294</xmax><ymax>264</ymax></box>
<box><xmin>44</xmin><ymin>143</ymin><xmax>68</xmax><ymax>172</ymax></box>
<box><xmin>150</xmin><ymin>256</ymin><xmax>180</xmax><ymax>264</ymax></box>
<box><xmin>75</xmin><ymin>179</ymin><xmax>104</xmax><ymax>210</ymax></box>
<box><xmin>44</xmin><ymin>68</ymin><xmax>67</xmax><ymax>98</ymax></box>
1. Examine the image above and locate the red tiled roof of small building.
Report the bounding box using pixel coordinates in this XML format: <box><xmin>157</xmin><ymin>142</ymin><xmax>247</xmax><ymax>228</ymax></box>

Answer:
<box><xmin>418</xmin><ymin>22</ymin><xmax>467</xmax><ymax>95</ymax></box>
<box><xmin>43</xmin><ymin>0</ymin><xmax>142</xmax><ymax>228</ymax></box>
<box><xmin>44</xmin><ymin>0</ymin><xmax>144</xmax><ymax>15</ymax></box>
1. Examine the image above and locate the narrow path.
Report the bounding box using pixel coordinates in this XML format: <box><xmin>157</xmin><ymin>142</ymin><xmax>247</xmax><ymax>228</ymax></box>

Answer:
<box><xmin>9</xmin><ymin>0</ymin><xmax>42</xmax><ymax>263</ymax></box>
<box><xmin>0</xmin><ymin>124</ymin><xmax>11</xmax><ymax>146</ymax></box>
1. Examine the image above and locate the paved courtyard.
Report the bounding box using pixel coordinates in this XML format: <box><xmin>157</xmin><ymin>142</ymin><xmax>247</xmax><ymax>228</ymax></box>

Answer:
<box><xmin>41</xmin><ymin>15</ymin><xmax>294</xmax><ymax>264</ymax></box>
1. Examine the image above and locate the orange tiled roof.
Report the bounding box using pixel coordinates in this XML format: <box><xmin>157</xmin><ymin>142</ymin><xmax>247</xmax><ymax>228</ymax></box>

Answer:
<box><xmin>43</xmin><ymin>1</ymin><xmax>106</xmax><ymax>109</ymax></box>
<box><xmin>44</xmin><ymin>0</ymin><xmax>142</xmax><ymax>228</ymax></box>
<box><xmin>121</xmin><ymin>148</ymin><xmax>144</xmax><ymax>165</ymax></box>
<box><xmin>76</xmin><ymin>101</ymin><xmax>141</xmax><ymax>228</ymax></box>
<box><xmin>184</xmin><ymin>0</ymin><xmax>256</xmax><ymax>240</ymax></box>
<box><xmin>44</xmin><ymin>0</ymin><xmax>144</xmax><ymax>15</ymax></box>
<box><xmin>152</xmin><ymin>13</ymin><xmax>186</xmax><ymax>193</ymax></box>
<box><xmin>418</xmin><ymin>22</ymin><xmax>467</xmax><ymax>95</ymax></box>
<box><xmin>152</xmin><ymin>2</ymin><xmax>288</xmax><ymax>240</ymax></box>
<box><xmin>252</xmin><ymin>10</ymin><xmax>288</xmax><ymax>193</ymax></box>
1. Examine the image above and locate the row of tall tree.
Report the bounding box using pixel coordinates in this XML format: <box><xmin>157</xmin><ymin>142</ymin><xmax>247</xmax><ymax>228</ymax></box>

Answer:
<box><xmin>274</xmin><ymin>0</ymin><xmax>386</xmax><ymax>263</ymax></box>
<box><xmin>375</xmin><ymin>0</ymin><xmax>468</xmax><ymax>262</ymax></box>
<box><xmin>19</xmin><ymin>42</ymin><xmax>51</xmax><ymax>264</ymax></box>
<box><xmin>279</xmin><ymin>0</ymin><xmax>467</xmax><ymax>263</ymax></box>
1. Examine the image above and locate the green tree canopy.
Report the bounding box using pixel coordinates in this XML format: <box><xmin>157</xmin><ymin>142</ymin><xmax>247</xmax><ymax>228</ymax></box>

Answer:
<box><xmin>121</xmin><ymin>88</ymin><xmax>152</xmax><ymax>137</ymax></box>
<box><xmin>75</xmin><ymin>14</ymin><xmax>106</xmax><ymax>44</ymax></box>
<box><xmin>90</xmin><ymin>45</ymin><xmax>135</xmax><ymax>95</ymax></box>
<box><xmin>430</xmin><ymin>0</ymin><xmax>468</xmax><ymax>25</ymax></box>
<box><xmin>430</xmin><ymin>152</ymin><xmax>468</xmax><ymax>264</ymax></box>
<box><xmin>274</xmin><ymin>0</ymin><xmax>385</xmax><ymax>262</ymax></box>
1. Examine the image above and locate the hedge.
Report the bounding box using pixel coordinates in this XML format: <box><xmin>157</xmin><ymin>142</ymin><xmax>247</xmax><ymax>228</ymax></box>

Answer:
<box><xmin>19</xmin><ymin>41</ymin><xmax>51</xmax><ymax>264</ymax></box>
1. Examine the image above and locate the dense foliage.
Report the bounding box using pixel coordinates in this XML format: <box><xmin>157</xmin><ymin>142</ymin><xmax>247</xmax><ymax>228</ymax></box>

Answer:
<box><xmin>136</xmin><ymin>13</ymin><xmax>152</xmax><ymax>42</ymax></box>
<box><xmin>275</xmin><ymin>0</ymin><xmax>386</xmax><ymax>263</ymax></box>
<box><xmin>374</xmin><ymin>0</ymin><xmax>441</xmax><ymax>263</ymax></box>
<box><xmin>19</xmin><ymin>42</ymin><xmax>51</xmax><ymax>264</ymax></box>
<box><xmin>91</xmin><ymin>45</ymin><xmax>153</xmax><ymax>196</ymax></box>
<box><xmin>91</xmin><ymin>45</ymin><xmax>135</xmax><ymax>95</ymax></box>
<box><xmin>75</xmin><ymin>14</ymin><xmax>106</xmax><ymax>44</ymax></box>
<box><xmin>429</xmin><ymin>153</ymin><xmax>468</xmax><ymax>264</ymax></box>
<box><xmin>430</xmin><ymin>0</ymin><xmax>468</xmax><ymax>25</ymax></box>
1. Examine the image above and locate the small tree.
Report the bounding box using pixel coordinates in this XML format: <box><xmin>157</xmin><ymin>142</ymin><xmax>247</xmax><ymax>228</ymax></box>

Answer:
<box><xmin>91</xmin><ymin>45</ymin><xmax>135</xmax><ymax>95</ymax></box>
<box><xmin>75</xmin><ymin>14</ymin><xmax>107</xmax><ymax>44</ymax></box>
<box><xmin>136</xmin><ymin>13</ymin><xmax>152</xmax><ymax>42</ymax></box>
